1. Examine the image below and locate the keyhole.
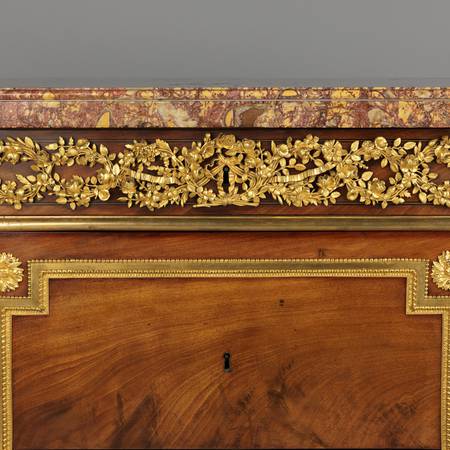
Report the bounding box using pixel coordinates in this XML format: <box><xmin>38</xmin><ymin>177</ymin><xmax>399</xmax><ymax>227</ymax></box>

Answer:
<box><xmin>223</xmin><ymin>352</ymin><xmax>232</xmax><ymax>372</ymax></box>
<box><xmin>223</xmin><ymin>166</ymin><xmax>230</xmax><ymax>189</ymax></box>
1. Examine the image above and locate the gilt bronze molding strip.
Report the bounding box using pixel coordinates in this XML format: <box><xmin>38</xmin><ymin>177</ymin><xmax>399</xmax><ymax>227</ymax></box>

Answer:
<box><xmin>2</xmin><ymin>215</ymin><xmax>450</xmax><ymax>231</ymax></box>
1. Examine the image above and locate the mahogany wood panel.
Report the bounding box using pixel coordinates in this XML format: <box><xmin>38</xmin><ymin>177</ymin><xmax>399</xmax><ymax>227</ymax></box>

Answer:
<box><xmin>1</xmin><ymin>230</ymin><xmax>447</xmax><ymax>448</ymax></box>
<box><xmin>13</xmin><ymin>276</ymin><xmax>441</xmax><ymax>449</ymax></box>
<box><xmin>2</xmin><ymin>230</ymin><xmax>450</xmax><ymax>298</ymax></box>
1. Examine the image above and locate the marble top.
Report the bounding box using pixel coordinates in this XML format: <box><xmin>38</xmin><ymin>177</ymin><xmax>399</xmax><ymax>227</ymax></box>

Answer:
<box><xmin>0</xmin><ymin>87</ymin><xmax>448</xmax><ymax>128</ymax></box>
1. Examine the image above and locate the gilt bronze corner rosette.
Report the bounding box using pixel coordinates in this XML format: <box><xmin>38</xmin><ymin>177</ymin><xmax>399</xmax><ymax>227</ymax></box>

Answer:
<box><xmin>433</xmin><ymin>251</ymin><xmax>450</xmax><ymax>291</ymax></box>
<box><xmin>0</xmin><ymin>253</ymin><xmax>22</xmax><ymax>293</ymax></box>
<box><xmin>0</xmin><ymin>133</ymin><xmax>449</xmax><ymax>211</ymax></box>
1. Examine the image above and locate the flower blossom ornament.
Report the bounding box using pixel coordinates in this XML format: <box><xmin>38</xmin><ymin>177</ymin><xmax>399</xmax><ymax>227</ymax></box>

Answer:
<box><xmin>0</xmin><ymin>253</ymin><xmax>23</xmax><ymax>293</ymax></box>
<box><xmin>432</xmin><ymin>251</ymin><xmax>450</xmax><ymax>291</ymax></box>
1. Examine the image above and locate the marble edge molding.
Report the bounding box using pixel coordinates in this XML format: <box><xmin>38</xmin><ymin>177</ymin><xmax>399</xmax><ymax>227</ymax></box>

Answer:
<box><xmin>0</xmin><ymin>87</ymin><xmax>448</xmax><ymax>128</ymax></box>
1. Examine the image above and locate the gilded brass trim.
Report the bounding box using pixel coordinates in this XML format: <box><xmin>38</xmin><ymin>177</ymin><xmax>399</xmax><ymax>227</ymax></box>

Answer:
<box><xmin>0</xmin><ymin>258</ymin><xmax>449</xmax><ymax>449</ymax></box>
<box><xmin>2</xmin><ymin>215</ymin><xmax>450</xmax><ymax>231</ymax></box>
<box><xmin>1</xmin><ymin>134</ymin><xmax>449</xmax><ymax>210</ymax></box>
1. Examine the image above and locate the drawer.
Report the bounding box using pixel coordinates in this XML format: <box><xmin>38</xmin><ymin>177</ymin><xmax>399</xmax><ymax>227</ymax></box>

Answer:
<box><xmin>1</xmin><ymin>231</ymin><xmax>448</xmax><ymax>449</ymax></box>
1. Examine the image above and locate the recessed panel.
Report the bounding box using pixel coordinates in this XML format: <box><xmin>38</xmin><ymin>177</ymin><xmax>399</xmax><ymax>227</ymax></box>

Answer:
<box><xmin>12</xmin><ymin>276</ymin><xmax>441</xmax><ymax>449</ymax></box>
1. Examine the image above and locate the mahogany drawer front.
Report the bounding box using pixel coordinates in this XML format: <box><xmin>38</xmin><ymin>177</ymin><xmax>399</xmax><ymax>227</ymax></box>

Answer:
<box><xmin>1</xmin><ymin>230</ymin><xmax>447</xmax><ymax>449</ymax></box>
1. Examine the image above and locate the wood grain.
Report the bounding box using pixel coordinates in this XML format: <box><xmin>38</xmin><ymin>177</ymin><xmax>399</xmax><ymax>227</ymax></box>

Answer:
<box><xmin>1</xmin><ymin>230</ymin><xmax>445</xmax><ymax>448</ymax></box>
<box><xmin>13</xmin><ymin>276</ymin><xmax>441</xmax><ymax>449</ymax></box>
<box><xmin>2</xmin><ymin>230</ymin><xmax>450</xmax><ymax>298</ymax></box>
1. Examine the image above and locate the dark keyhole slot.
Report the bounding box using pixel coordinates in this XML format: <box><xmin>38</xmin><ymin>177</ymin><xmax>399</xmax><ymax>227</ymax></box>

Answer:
<box><xmin>223</xmin><ymin>352</ymin><xmax>232</xmax><ymax>372</ymax></box>
<box><xmin>223</xmin><ymin>166</ymin><xmax>230</xmax><ymax>189</ymax></box>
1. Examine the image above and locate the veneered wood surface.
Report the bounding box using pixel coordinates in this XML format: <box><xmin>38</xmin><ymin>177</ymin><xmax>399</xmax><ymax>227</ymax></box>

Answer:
<box><xmin>4</xmin><ymin>230</ymin><xmax>445</xmax><ymax>449</ymax></box>
<box><xmin>1</xmin><ymin>230</ymin><xmax>450</xmax><ymax>297</ymax></box>
<box><xmin>13</xmin><ymin>276</ymin><xmax>441</xmax><ymax>449</ymax></box>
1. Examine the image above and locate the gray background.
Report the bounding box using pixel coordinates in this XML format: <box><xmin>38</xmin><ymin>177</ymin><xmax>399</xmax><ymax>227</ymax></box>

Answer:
<box><xmin>0</xmin><ymin>0</ymin><xmax>449</xmax><ymax>87</ymax></box>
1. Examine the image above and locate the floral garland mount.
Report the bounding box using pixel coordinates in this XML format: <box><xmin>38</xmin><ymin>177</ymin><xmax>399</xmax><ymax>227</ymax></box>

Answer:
<box><xmin>0</xmin><ymin>134</ymin><xmax>449</xmax><ymax>210</ymax></box>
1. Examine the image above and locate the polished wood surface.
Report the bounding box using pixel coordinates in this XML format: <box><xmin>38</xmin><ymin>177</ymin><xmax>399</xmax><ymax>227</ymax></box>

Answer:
<box><xmin>13</xmin><ymin>276</ymin><xmax>441</xmax><ymax>449</ymax></box>
<box><xmin>1</xmin><ymin>230</ymin><xmax>446</xmax><ymax>448</ymax></box>
<box><xmin>2</xmin><ymin>230</ymin><xmax>450</xmax><ymax>298</ymax></box>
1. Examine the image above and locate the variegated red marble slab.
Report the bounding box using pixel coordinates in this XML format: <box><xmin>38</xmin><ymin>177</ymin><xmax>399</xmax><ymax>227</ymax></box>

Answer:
<box><xmin>0</xmin><ymin>87</ymin><xmax>448</xmax><ymax>128</ymax></box>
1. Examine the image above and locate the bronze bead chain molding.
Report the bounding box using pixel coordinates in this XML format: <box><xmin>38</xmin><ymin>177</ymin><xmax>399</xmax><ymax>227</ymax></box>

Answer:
<box><xmin>0</xmin><ymin>133</ymin><xmax>449</xmax><ymax>211</ymax></box>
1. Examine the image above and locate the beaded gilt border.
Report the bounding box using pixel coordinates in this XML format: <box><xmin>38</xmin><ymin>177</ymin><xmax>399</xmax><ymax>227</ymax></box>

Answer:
<box><xmin>0</xmin><ymin>134</ymin><xmax>449</xmax><ymax>210</ymax></box>
<box><xmin>0</xmin><ymin>258</ymin><xmax>450</xmax><ymax>450</ymax></box>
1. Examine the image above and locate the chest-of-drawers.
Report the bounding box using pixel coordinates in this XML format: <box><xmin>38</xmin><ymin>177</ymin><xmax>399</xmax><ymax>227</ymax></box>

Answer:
<box><xmin>0</xmin><ymin>87</ymin><xmax>449</xmax><ymax>449</ymax></box>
